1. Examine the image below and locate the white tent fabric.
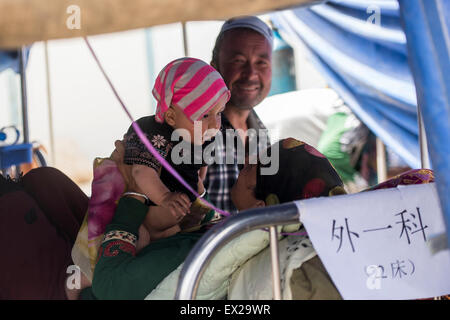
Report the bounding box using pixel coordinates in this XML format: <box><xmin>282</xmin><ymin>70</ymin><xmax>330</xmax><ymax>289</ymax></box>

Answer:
<box><xmin>255</xmin><ymin>88</ymin><xmax>347</xmax><ymax>148</ymax></box>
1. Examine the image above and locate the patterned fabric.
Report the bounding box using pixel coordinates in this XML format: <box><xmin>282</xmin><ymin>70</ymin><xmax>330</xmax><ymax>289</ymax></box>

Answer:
<box><xmin>123</xmin><ymin>116</ymin><xmax>174</xmax><ymax>173</ymax></box>
<box><xmin>103</xmin><ymin>230</ymin><xmax>137</xmax><ymax>247</ymax></box>
<box><xmin>99</xmin><ymin>240</ymin><xmax>136</xmax><ymax>258</ymax></box>
<box><xmin>255</xmin><ymin>138</ymin><xmax>345</xmax><ymax>204</ymax></box>
<box><xmin>204</xmin><ymin>111</ymin><xmax>269</xmax><ymax>214</ymax></box>
<box><xmin>153</xmin><ymin>57</ymin><xmax>230</xmax><ymax>123</ymax></box>
<box><xmin>365</xmin><ymin>169</ymin><xmax>434</xmax><ymax>191</ymax></box>
<box><xmin>124</xmin><ymin>115</ymin><xmax>210</xmax><ymax>203</ymax></box>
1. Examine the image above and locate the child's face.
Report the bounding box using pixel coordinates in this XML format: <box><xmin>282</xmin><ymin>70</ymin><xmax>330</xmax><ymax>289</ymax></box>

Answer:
<box><xmin>169</xmin><ymin>94</ymin><xmax>227</xmax><ymax>145</ymax></box>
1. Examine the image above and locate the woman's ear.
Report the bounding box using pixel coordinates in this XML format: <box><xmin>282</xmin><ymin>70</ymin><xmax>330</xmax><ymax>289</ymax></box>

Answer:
<box><xmin>164</xmin><ymin>108</ymin><xmax>176</xmax><ymax>127</ymax></box>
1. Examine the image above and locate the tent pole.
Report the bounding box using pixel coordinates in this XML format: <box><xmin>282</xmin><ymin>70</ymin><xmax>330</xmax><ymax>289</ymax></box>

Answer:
<box><xmin>18</xmin><ymin>46</ymin><xmax>29</xmax><ymax>144</ymax></box>
<box><xmin>144</xmin><ymin>28</ymin><xmax>156</xmax><ymax>114</ymax></box>
<box><xmin>417</xmin><ymin>104</ymin><xmax>430</xmax><ymax>169</ymax></box>
<box><xmin>376</xmin><ymin>138</ymin><xmax>387</xmax><ymax>183</ymax></box>
<box><xmin>182</xmin><ymin>22</ymin><xmax>189</xmax><ymax>56</ymax></box>
<box><xmin>44</xmin><ymin>41</ymin><xmax>56</xmax><ymax>165</ymax></box>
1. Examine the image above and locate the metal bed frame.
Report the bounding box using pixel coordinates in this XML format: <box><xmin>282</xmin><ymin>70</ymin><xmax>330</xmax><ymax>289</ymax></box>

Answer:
<box><xmin>175</xmin><ymin>202</ymin><xmax>299</xmax><ymax>300</ymax></box>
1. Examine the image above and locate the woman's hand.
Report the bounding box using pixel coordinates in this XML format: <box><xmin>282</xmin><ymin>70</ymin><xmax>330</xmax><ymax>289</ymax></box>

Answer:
<box><xmin>160</xmin><ymin>192</ymin><xmax>191</xmax><ymax>220</ymax></box>
<box><xmin>198</xmin><ymin>166</ymin><xmax>207</xmax><ymax>195</ymax></box>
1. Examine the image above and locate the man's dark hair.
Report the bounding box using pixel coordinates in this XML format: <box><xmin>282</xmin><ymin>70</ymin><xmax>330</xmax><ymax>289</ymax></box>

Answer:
<box><xmin>211</xmin><ymin>30</ymin><xmax>226</xmax><ymax>68</ymax></box>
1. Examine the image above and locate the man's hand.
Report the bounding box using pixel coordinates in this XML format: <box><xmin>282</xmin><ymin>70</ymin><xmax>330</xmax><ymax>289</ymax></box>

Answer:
<box><xmin>110</xmin><ymin>140</ymin><xmax>140</xmax><ymax>193</ymax></box>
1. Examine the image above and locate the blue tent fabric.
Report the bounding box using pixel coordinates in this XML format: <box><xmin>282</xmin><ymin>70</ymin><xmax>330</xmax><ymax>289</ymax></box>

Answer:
<box><xmin>0</xmin><ymin>48</ymin><xmax>30</xmax><ymax>74</ymax></box>
<box><xmin>398</xmin><ymin>0</ymin><xmax>450</xmax><ymax>248</ymax></box>
<box><xmin>270</xmin><ymin>0</ymin><xmax>421</xmax><ymax>168</ymax></box>
<box><xmin>0</xmin><ymin>50</ymin><xmax>20</xmax><ymax>73</ymax></box>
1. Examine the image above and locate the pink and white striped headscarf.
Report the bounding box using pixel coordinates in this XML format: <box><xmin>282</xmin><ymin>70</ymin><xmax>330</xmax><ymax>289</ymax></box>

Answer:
<box><xmin>152</xmin><ymin>57</ymin><xmax>230</xmax><ymax>123</ymax></box>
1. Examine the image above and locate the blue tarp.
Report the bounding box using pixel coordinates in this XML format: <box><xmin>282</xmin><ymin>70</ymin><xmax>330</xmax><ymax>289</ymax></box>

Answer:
<box><xmin>0</xmin><ymin>48</ymin><xmax>29</xmax><ymax>74</ymax></box>
<box><xmin>271</xmin><ymin>0</ymin><xmax>421</xmax><ymax>168</ymax></box>
<box><xmin>398</xmin><ymin>0</ymin><xmax>450</xmax><ymax>248</ymax></box>
<box><xmin>0</xmin><ymin>50</ymin><xmax>21</xmax><ymax>73</ymax></box>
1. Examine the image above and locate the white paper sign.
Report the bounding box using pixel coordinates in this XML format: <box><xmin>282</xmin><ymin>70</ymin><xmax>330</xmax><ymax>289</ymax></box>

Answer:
<box><xmin>296</xmin><ymin>183</ymin><xmax>450</xmax><ymax>300</ymax></box>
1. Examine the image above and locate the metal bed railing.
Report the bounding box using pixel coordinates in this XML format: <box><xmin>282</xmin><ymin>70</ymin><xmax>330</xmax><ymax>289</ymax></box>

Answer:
<box><xmin>174</xmin><ymin>201</ymin><xmax>299</xmax><ymax>300</ymax></box>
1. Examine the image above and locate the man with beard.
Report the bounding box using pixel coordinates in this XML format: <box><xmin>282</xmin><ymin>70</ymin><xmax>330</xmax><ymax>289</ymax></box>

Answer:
<box><xmin>204</xmin><ymin>16</ymin><xmax>273</xmax><ymax>213</ymax></box>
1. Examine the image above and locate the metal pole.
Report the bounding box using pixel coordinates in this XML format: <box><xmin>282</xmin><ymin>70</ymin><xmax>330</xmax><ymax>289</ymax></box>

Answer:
<box><xmin>376</xmin><ymin>137</ymin><xmax>387</xmax><ymax>183</ymax></box>
<box><xmin>182</xmin><ymin>22</ymin><xmax>189</xmax><ymax>56</ymax></box>
<box><xmin>175</xmin><ymin>202</ymin><xmax>300</xmax><ymax>300</ymax></box>
<box><xmin>269</xmin><ymin>226</ymin><xmax>282</xmax><ymax>300</ymax></box>
<box><xmin>44</xmin><ymin>41</ymin><xmax>56</xmax><ymax>165</ymax></box>
<box><xmin>417</xmin><ymin>105</ymin><xmax>430</xmax><ymax>169</ymax></box>
<box><xmin>144</xmin><ymin>28</ymin><xmax>156</xmax><ymax>114</ymax></box>
<box><xmin>18</xmin><ymin>46</ymin><xmax>29</xmax><ymax>144</ymax></box>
